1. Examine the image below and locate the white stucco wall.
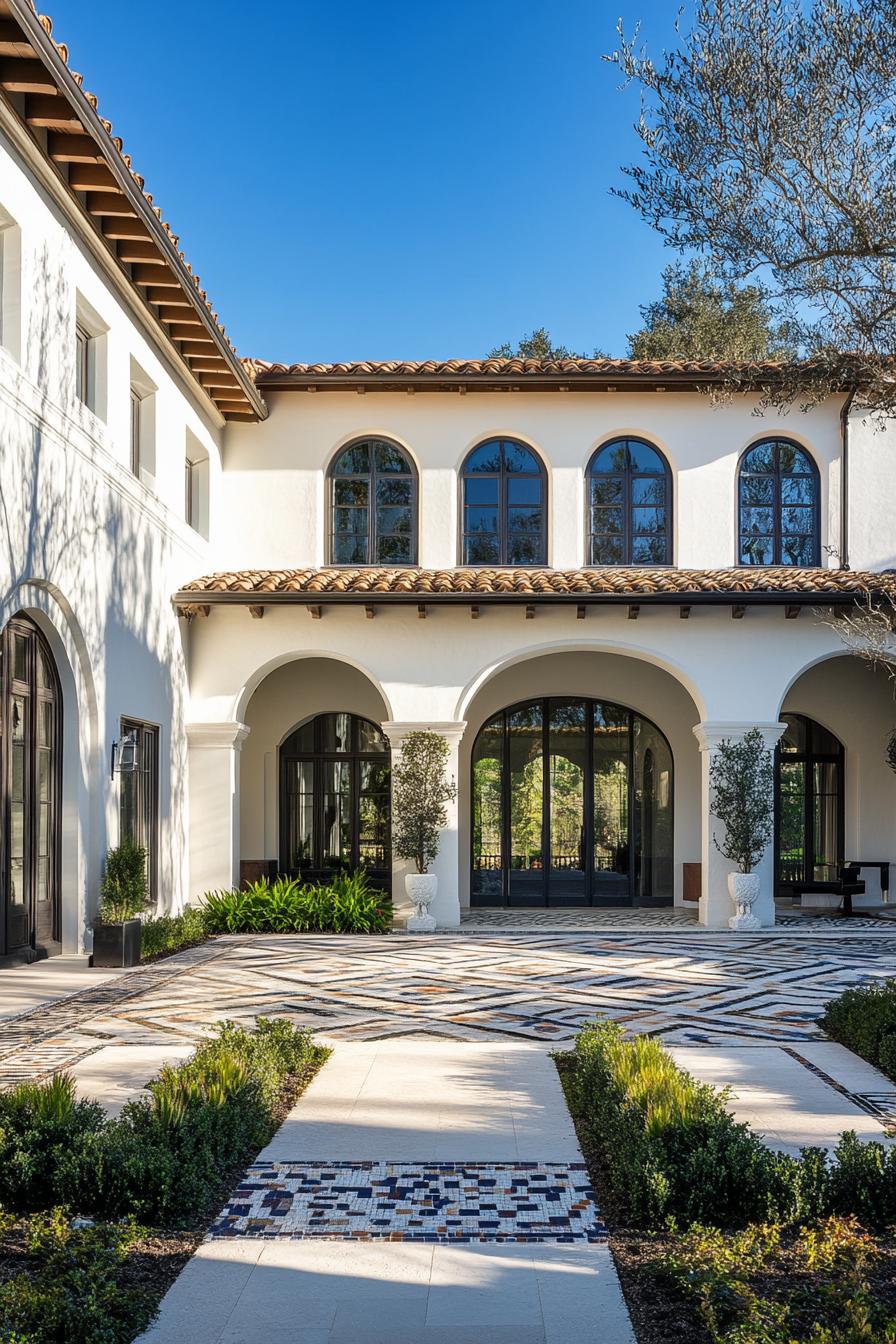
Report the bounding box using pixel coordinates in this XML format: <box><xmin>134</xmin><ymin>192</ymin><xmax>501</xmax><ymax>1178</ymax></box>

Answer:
<box><xmin>220</xmin><ymin>388</ymin><xmax>848</xmax><ymax>572</ymax></box>
<box><xmin>0</xmin><ymin>123</ymin><xmax>223</xmax><ymax>949</ymax></box>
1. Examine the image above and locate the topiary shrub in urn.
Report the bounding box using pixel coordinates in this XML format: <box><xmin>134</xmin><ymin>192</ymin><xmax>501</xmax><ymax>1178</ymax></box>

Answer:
<box><xmin>709</xmin><ymin>728</ymin><xmax>775</xmax><ymax>930</ymax></box>
<box><xmin>392</xmin><ymin>730</ymin><xmax>457</xmax><ymax>931</ymax></box>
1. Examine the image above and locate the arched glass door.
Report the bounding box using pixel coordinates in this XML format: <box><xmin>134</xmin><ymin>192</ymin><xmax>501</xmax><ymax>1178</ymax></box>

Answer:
<box><xmin>279</xmin><ymin>713</ymin><xmax>391</xmax><ymax>893</ymax></box>
<box><xmin>471</xmin><ymin>697</ymin><xmax>673</xmax><ymax>907</ymax></box>
<box><xmin>776</xmin><ymin>713</ymin><xmax>844</xmax><ymax>896</ymax></box>
<box><xmin>1</xmin><ymin>614</ymin><xmax>62</xmax><ymax>959</ymax></box>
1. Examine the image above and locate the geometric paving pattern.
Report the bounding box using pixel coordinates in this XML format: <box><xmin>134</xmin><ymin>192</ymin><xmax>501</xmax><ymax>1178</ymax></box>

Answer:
<box><xmin>1</xmin><ymin>930</ymin><xmax>895</xmax><ymax>1080</ymax></box>
<box><xmin>208</xmin><ymin>1161</ymin><xmax>605</xmax><ymax>1244</ymax></box>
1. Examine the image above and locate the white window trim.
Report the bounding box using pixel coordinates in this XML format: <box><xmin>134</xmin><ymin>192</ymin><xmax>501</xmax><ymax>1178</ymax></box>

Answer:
<box><xmin>74</xmin><ymin>291</ymin><xmax>109</xmax><ymax>421</ymax></box>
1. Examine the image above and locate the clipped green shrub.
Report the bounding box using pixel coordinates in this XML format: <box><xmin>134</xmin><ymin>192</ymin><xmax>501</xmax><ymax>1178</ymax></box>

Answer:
<box><xmin>821</xmin><ymin>978</ymin><xmax>896</xmax><ymax>1079</ymax></box>
<box><xmin>0</xmin><ymin>1209</ymin><xmax>152</xmax><ymax>1344</ymax></box>
<box><xmin>98</xmin><ymin>841</ymin><xmax>148</xmax><ymax>923</ymax></box>
<box><xmin>0</xmin><ymin>1074</ymin><xmax>105</xmax><ymax>1212</ymax></box>
<box><xmin>829</xmin><ymin>1130</ymin><xmax>896</xmax><ymax>1228</ymax></box>
<box><xmin>5</xmin><ymin>1020</ymin><xmax>326</xmax><ymax>1226</ymax></box>
<box><xmin>140</xmin><ymin>906</ymin><xmax>208</xmax><ymax>959</ymax></box>
<box><xmin>200</xmin><ymin>870</ymin><xmax>391</xmax><ymax>935</ymax></box>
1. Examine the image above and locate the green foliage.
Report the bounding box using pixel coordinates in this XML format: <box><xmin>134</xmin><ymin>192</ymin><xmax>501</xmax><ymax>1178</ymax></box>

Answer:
<box><xmin>829</xmin><ymin>1130</ymin><xmax>896</xmax><ymax>1228</ymax></box>
<box><xmin>391</xmin><ymin>731</ymin><xmax>457</xmax><ymax>874</ymax></box>
<box><xmin>97</xmin><ymin>841</ymin><xmax>148</xmax><ymax>924</ymax></box>
<box><xmin>709</xmin><ymin>729</ymin><xmax>775</xmax><ymax>873</ymax></box>
<box><xmin>487</xmin><ymin>327</ymin><xmax>609</xmax><ymax>360</ymax></box>
<box><xmin>0</xmin><ymin>1210</ymin><xmax>152</xmax><ymax>1344</ymax></box>
<box><xmin>657</xmin><ymin>1215</ymin><xmax>896</xmax><ymax>1344</ymax></box>
<box><xmin>0</xmin><ymin>1074</ymin><xmax>105</xmax><ymax>1212</ymax></box>
<box><xmin>628</xmin><ymin>260</ymin><xmax>796</xmax><ymax>362</ymax></box>
<box><xmin>139</xmin><ymin>906</ymin><xmax>208</xmax><ymax>959</ymax></box>
<box><xmin>199</xmin><ymin>870</ymin><xmax>390</xmax><ymax>934</ymax></box>
<box><xmin>1</xmin><ymin>1020</ymin><xmax>326</xmax><ymax>1226</ymax></box>
<box><xmin>821</xmin><ymin>978</ymin><xmax>896</xmax><ymax>1080</ymax></box>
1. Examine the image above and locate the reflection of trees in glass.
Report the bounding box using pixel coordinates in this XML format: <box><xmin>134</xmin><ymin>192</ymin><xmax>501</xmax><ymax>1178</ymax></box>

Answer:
<box><xmin>594</xmin><ymin>759</ymin><xmax>629</xmax><ymax>870</ymax></box>
<box><xmin>472</xmin><ymin>756</ymin><xmax>502</xmax><ymax>867</ymax></box>
<box><xmin>550</xmin><ymin>754</ymin><xmax>584</xmax><ymax>867</ymax></box>
<box><xmin>510</xmin><ymin>756</ymin><xmax>543</xmax><ymax>867</ymax></box>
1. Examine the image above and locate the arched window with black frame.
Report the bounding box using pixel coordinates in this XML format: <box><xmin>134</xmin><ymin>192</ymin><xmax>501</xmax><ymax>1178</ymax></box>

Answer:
<box><xmin>461</xmin><ymin>438</ymin><xmax>546</xmax><ymax>566</ymax></box>
<box><xmin>775</xmin><ymin>713</ymin><xmax>844</xmax><ymax>897</ymax></box>
<box><xmin>279</xmin><ymin>712</ymin><xmax>391</xmax><ymax>894</ymax></box>
<box><xmin>586</xmin><ymin>437</ymin><xmax>672</xmax><ymax>566</ymax></box>
<box><xmin>738</xmin><ymin>439</ymin><xmax>820</xmax><ymax>566</ymax></box>
<box><xmin>329</xmin><ymin>438</ymin><xmax>417</xmax><ymax>565</ymax></box>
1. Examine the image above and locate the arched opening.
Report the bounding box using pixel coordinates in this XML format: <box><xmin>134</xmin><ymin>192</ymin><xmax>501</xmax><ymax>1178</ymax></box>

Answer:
<box><xmin>279</xmin><ymin>712</ymin><xmax>390</xmax><ymax>890</ymax></box>
<box><xmin>471</xmin><ymin>695</ymin><xmax>673</xmax><ymax>908</ymax></box>
<box><xmin>737</xmin><ymin>438</ymin><xmax>820</xmax><ymax>566</ymax></box>
<box><xmin>1</xmin><ymin>613</ymin><xmax>62</xmax><ymax>959</ymax></box>
<box><xmin>586</xmin><ymin>436</ymin><xmax>672</xmax><ymax>566</ymax></box>
<box><xmin>328</xmin><ymin>437</ymin><xmax>418</xmax><ymax>564</ymax></box>
<box><xmin>460</xmin><ymin>438</ymin><xmax>547</xmax><ymax>565</ymax></box>
<box><xmin>775</xmin><ymin>712</ymin><xmax>844</xmax><ymax>898</ymax></box>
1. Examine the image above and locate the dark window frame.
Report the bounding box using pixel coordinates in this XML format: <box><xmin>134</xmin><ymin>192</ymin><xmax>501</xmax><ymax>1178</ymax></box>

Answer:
<box><xmin>470</xmin><ymin>695</ymin><xmax>673</xmax><ymax>908</ymax></box>
<box><xmin>118</xmin><ymin>717</ymin><xmax>160</xmax><ymax>905</ymax></box>
<box><xmin>0</xmin><ymin>613</ymin><xmax>62</xmax><ymax>957</ymax></box>
<box><xmin>737</xmin><ymin>437</ymin><xmax>821</xmax><ymax>566</ymax></box>
<box><xmin>278</xmin><ymin>712</ymin><xmax>391</xmax><ymax>890</ymax></box>
<box><xmin>460</xmin><ymin>438</ymin><xmax>548</xmax><ymax>567</ymax></box>
<box><xmin>774</xmin><ymin>712</ymin><xmax>844</xmax><ymax>897</ymax></box>
<box><xmin>129</xmin><ymin>387</ymin><xmax>142</xmax><ymax>478</ymax></box>
<box><xmin>74</xmin><ymin>323</ymin><xmax>90</xmax><ymax>407</ymax></box>
<box><xmin>585</xmin><ymin>436</ymin><xmax>673</xmax><ymax>567</ymax></box>
<box><xmin>327</xmin><ymin>438</ymin><xmax>418</xmax><ymax>566</ymax></box>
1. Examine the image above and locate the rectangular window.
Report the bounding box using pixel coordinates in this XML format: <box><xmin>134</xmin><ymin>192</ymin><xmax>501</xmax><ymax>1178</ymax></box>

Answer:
<box><xmin>118</xmin><ymin>718</ymin><xmax>159</xmax><ymax>904</ymax></box>
<box><xmin>75</xmin><ymin>324</ymin><xmax>90</xmax><ymax>405</ymax></box>
<box><xmin>184</xmin><ymin>430</ymin><xmax>210</xmax><ymax>537</ymax></box>
<box><xmin>74</xmin><ymin>293</ymin><xmax>108</xmax><ymax>419</ymax></box>
<box><xmin>130</xmin><ymin>388</ymin><xmax>141</xmax><ymax>476</ymax></box>
<box><xmin>0</xmin><ymin>205</ymin><xmax>22</xmax><ymax>361</ymax></box>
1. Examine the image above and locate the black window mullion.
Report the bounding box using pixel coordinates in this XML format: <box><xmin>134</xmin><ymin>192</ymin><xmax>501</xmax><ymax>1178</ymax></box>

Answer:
<box><xmin>501</xmin><ymin>709</ymin><xmax>510</xmax><ymax>903</ymax></box>
<box><xmin>628</xmin><ymin>710</ymin><xmax>636</xmax><ymax>901</ymax></box>
<box><xmin>584</xmin><ymin>700</ymin><xmax>594</xmax><ymax>904</ymax></box>
<box><xmin>542</xmin><ymin>698</ymin><xmax>549</xmax><ymax>903</ymax></box>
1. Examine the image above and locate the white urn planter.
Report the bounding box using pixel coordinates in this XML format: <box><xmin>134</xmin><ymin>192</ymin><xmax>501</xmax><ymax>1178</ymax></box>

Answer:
<box><xmin>405</xmin><ymin>872</ymin><xmax>438</xmax><ymax>932</ymax></box>
<box><xmin>727</xmin><ymin>871</ymin><xmax>762</xmax><ymax>930</ymax></box>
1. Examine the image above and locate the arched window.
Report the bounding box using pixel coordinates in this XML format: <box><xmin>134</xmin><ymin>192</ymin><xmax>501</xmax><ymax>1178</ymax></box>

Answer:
<box><xmin>461</xmin><ymin>438</ymin><xmax>546</xmax><ymax>566</ymax></box>
<box><xmin>738</xmin><ymin>439</ymin><xmax>820</xmax><ymax>566</ymax></box>
<box><xmin>1</xmin><ymin>614</ymin><xmax>61</xmax><ymax>957</ymax></box>
<box><xmin>329</xmin><ymin>438</ymin><xmax>417</xmax><ymax>565</ymax></box>
<box><xmin>586</xmin><ymin>437</ymin><xmax>672</xmax><ymax>566</ymax></box>
<box><xmin>471</xmin><ymin>696</ymin><xmax>673</xmax><ymax>908</ymax></box>
<box><xmin>279</xmin><ymin>713</ymin><xmax>391</xmax><ymax>890</ymax></box>
<box><xmin>776</xmin><ymin>713</ymin><xmax>843</xmax><ymax>896</ymax></box>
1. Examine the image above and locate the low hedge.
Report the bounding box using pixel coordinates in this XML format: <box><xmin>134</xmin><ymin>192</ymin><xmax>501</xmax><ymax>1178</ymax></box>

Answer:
<box><xmin>140</xmin><ymin>907</ymin><xmax>208</xmax><ymax>960</ymax></box>
<box><xmin>200</xmin><ymin>870</ymin><xmax>391</xmax><ymax>935</ymax></box>
<box><xmin>821</xmin><ymin>978</ymin><xmax>896</xmax><ymax>1081</ymax></box>
<box><xmin>0</xmin><ymin>1018</ymin><xmax>327</xmax><ymax>1225</ymax></box>
<box><xmin>567</xmin><ymin>1019</ymin><xmax>896</xmax><ymax>1230</ymax></box>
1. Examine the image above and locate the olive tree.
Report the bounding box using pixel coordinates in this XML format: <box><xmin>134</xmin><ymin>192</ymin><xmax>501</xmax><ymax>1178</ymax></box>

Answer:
<box><xmin>391</xmin><ymin>731</ymin><xmax>457</xmax><ymax>875</ymax></box>
<box><xmin>709</xmin><ymin>728</ymin><xmax>775</xmax><ymax>873</ymax></box>
<box><xmin>607</xmin><ymin>0</ymin><xmax>896</xmax><ymax>412</ymax></box>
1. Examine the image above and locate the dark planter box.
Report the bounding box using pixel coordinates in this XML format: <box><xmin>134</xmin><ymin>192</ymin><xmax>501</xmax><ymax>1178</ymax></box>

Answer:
<box><xmin>91</xmin><ymin>918</ymin><xmax>142</xmax><ymax>968</ymax></box>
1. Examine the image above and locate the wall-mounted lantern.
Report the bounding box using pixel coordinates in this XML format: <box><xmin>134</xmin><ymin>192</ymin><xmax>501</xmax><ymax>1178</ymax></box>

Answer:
<box><xmin>111</xmin><ymin>728</ymin><xmax>140</xmax><ymax>779</ymax></box>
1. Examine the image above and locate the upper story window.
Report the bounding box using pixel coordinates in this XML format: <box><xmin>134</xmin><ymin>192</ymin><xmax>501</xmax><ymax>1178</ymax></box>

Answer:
<box><xmin>329</xmin><ymin>438</ymin><xmax>417</xmax><ymax>565</ymax></box>
<box><xmin>129</xmin><ymin>358</ymin><xmax>157</xmax><ymax>487</ymax></box>
<box><xmin>73</xmin><ymin>292</ymin><xmax>108</xmax><ymax>420</ymax></box>
<box><xmin>738</xmin><ymin>438</ymin><xmax>820</xmax><ymax>566</ymax></box>
<box><xmin>185</xmin><ymin>430</ymin><xmax>210</xmax><ymax>538</ymax></box>
<box><xmin>0</xmin><ymin>204</ymin><xmax>22</xmax><ymax>362</ymax></box>
<box><xmin>587</xmin><ymin>437</ymin><xmax>672</xmax><ymax>566</ymax></box>
<box><xmin>461</xmin><ymin>438</ymin><xmax>546</xmax><ymax>566</ymax></box>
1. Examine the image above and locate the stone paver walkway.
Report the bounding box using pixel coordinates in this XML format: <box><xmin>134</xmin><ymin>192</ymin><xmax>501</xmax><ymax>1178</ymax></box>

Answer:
<box><xmin>139</xmin><ymin>1043</ymin><xmax>633</xmax><ymax>1344</ymax></box>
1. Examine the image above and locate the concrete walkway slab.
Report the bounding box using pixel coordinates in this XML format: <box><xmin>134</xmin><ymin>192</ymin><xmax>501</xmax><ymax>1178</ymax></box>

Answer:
<box><xmin>670</xmin><ymin>1044</ymin><xmax>895</xmax><ymax>1154</ymax></box>
<box><xmin>0</xmin><ymin>957</ymin><xmax>124</xmax><ymax>1020</ymax></box>
<box><xmin>68</xmin><ymin>1043</ymin><xmax>196</xmax><ymax>1116</ymax></box>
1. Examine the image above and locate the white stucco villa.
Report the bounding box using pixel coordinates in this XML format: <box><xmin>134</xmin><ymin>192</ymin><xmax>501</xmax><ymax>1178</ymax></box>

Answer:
<box><xmin>1</xmin><ymin>2</ymin><xmax>895</xmax><ymax>964</ymax></box>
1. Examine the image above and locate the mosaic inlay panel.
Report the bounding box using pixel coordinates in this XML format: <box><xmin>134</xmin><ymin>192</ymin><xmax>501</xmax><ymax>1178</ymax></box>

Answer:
<box><xmin>208</xmin><ymin>1161</ymin><xmax>606</xmax><ymax>1243</ymax></box>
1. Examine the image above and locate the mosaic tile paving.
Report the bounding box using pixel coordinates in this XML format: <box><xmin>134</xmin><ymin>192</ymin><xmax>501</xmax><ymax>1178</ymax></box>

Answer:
<box><xmin>782</xmin><ymin>1047</ymin><xmax>896</xmax><ymax>1124</ymax></box>
<box><xmin>2</xmin><ymin>929</ymin><xmax>896</xmax><ymax>1080</ymax></box>
<box><xmin>209</xmin><ymin>1161</ymin><xmax>606</xmax><ymax>1244</ymax></box>
<box><xmin>458</xmin><ymin>908</ymin><xmax>896</xmax><ymax>930</ymax></box>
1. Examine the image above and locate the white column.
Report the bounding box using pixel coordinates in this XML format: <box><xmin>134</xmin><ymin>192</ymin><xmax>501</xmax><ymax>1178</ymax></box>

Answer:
<box><xmin>692</xmin><ymin>721</ymin><xmax>786</xmax><ymax>929</ymax></box>
<box><xmin>383</xmin><ymin>720</ymin><xmax>466</xmax><ymax>929</ymax></box>
<box><xmin>186</xmin><ymin>721</ymin><xmax>250</xmax><ymax>899</ymax></box>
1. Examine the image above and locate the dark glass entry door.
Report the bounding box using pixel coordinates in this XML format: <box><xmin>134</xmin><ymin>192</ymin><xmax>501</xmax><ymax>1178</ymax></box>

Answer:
<box><xmin>472</xmin><ymin>696</ymin><xmax>673</xmax><ymax>907</ymax></box>
<box><xmin>279</xmin><ymin>713</ymin><xmax>391</xmax><ymax>894</ymax></box>
<box><xmin>775</xmin><ymin>713</ymin><xmax>844</xmax><ymax>895</ymax></box>
<box><xmin>1</xmin><ymin>615</ymin><xmax>62</xmax><ymax>959</ymax></box>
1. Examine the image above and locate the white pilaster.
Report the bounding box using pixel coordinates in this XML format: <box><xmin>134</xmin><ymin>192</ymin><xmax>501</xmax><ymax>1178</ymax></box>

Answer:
<box><xmin>383</xmin><ymin>720</ymin><xmax>466</xmax><ymax>929</ymax></box>
<box><xmin>692</xmin><ymin>721</ymin><xmax>786</xmax><ymax>929</ymax></box>
<box><xmin>186</xmin><ymin>721</ymin><xmax>250</xmax><ymax>899</ymax></box>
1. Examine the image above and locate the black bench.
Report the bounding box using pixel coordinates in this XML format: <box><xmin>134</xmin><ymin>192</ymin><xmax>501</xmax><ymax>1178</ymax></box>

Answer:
<box><xmin>790</xmin><ymin>864</ymin><xmax>866</xmax><ymax>916</ymax></box>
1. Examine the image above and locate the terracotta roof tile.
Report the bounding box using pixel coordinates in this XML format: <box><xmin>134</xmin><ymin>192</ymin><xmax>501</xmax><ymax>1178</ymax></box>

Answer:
<box><xmin>247</xmin><ymin>357</ymin><xmax>793</xmax><ymax>383</ymax></box>
<box><xmin>175</xmin><ymin>566</ymin><xmax>896</xmax><ymax>602</ymax></box>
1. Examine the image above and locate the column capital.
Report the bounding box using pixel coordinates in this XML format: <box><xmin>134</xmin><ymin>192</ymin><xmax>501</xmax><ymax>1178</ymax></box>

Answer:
<box><xmin>693</xmin><ymin>721</ymin><xmax>787</xmax><ymax>753</ymax></box>
<box><xmin>382</xmin><ymin>720</ymin><xmax>467</xmax><ymax>748</ymax></box>
<box><xmin>186</xmin><ymin>721</ymin><xmax>250</xmax><ymax>750</ymax></box>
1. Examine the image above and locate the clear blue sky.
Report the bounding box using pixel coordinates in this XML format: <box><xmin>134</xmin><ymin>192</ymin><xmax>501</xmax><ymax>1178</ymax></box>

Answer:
<box><xmin>47</xmin><ymin>1</ymin><xmax>682</xmax><ymax>363</ymax></box>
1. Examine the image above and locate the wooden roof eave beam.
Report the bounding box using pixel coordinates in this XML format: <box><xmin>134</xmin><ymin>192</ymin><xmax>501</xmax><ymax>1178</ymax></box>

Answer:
<box><xmin>4</xmin><ymin>0</ymin><xmax>266</xmax><ymax>421</ymax></box>
<box><xmin>171</xmin><ymin>590</ymin><xmax>863</xmax><ymax>612</ymax></box>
